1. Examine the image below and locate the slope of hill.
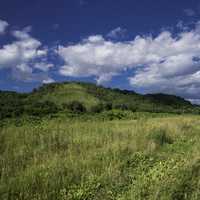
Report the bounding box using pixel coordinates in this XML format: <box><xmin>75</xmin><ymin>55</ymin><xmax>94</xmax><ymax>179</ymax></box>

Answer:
<box><xmin>0</xmin><ymin>81</ymin><xmax>199</xmax><ymax>119</ymax></box>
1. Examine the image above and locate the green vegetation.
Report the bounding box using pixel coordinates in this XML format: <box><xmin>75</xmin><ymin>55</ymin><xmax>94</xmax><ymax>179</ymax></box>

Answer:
<box><xmin>0</xmin><ymin>114</ymin><xmax>200</xmax><ymax>199</ymax></box>
<box><xmin>0</xmin><ymin>81</ymin><xmax>200</xmax><ymax>120</ymax></box>
<box><xmin>0</xmin><ymin>82</ymin><xmax>200</xmax><ymax>199</ymax></box>
<box><xmin>63</xmin><ymin>101</ymin><xmax>87</xmax><ymax>113</ymax></box>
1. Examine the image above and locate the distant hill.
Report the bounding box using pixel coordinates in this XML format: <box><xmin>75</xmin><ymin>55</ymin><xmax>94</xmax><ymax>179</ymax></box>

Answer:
<box><xmin>0</xmin><ymin>81</ymin><xmax>199</xmax><ymax>119</ymax></box>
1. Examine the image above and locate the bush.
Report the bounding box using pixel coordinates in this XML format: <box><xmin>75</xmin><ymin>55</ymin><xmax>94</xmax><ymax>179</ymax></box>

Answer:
<box><xmin>129</xmin><ymin>105</ymin><xmax>137</xmax><ymax>112</ymax></box>
<box><xmin>104</xmin><ymin>102</ymin><xmax>112</xmax><ymax>110</ymax></box>
<box><xmin>64</xmin><ymin>101</ymin><xmax>87</xmax><ymax>113</ymax></box>
<box><xmin>26</xmin><ymin>101</ymin><xmax>59</xmax><ymax>116</ymax></box>
<box><xmin>91</xmin><ymin>102</ymin><xmax>112</xmax><ymax>113</ymax></box>
<box><xmin>90</xmin><ymin>103</ymin><xmax>104</xmax><ymax>113</ymax></box>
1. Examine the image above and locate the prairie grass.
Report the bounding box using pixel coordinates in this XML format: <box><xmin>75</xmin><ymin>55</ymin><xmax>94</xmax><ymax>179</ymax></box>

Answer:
<box><xmin>0</xmin><ymin>115</ymin><xmax>200</xmax><ymax>199</ymax></box>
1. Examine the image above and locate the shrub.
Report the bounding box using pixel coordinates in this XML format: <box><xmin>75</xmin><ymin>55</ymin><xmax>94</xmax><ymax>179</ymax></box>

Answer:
<box><xmin>26</xmin><ymin>101</ymin><xmax>59</xmax><ymax>116</ymax></box>
<box><xmin>104</xmin><ymin>102</ymin><xmax>112</xmax><ymax>110</ymax></box>
<box><xmin>91</xmin><ymin>102</ymin><xmax>112</xmax><ymax>113</ymax></box>
<box><xmin>90</xmin><ymin>103</ymin><xmax>104</xmax><ymax>113</ymax></box>
<box><xmin>129</xmin><ymin>105</ymin><xmax>137</xmax><ymax>112</ymax></box>
<box><xmin>64</xmin><ymin>101</ymin><xmax>87</xmax><ymax>113</ymax></box>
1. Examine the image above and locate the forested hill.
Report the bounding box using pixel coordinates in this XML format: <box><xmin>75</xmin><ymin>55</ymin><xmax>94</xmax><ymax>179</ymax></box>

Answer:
<box><xmin>0</xmin><ymin>82</ymin><xmax>199</xmax><ymax>119</ymax></box>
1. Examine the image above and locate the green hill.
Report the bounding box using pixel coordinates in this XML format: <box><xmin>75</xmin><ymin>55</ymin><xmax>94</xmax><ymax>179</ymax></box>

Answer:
<box><xmin>0</xmin><ymin>81</ymin><xmax>199</xmax><ymax>119</ymax></box>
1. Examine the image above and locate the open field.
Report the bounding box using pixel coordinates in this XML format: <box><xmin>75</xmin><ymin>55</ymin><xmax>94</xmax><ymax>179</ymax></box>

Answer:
<box><xmin>0</xmin><ymin>114</ymin><xmax>200</xmax><ymax>200</ymax></box>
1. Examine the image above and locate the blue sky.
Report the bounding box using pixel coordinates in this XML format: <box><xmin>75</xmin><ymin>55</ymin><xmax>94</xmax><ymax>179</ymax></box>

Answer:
<box><xmin>1</xmin><ymin>0</ymin><xmax>200</xmax><ymax>103</ymax></box>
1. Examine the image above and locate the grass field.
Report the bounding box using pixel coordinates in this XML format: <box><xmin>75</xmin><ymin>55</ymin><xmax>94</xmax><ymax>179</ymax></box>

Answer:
<box><xmin>0</xmin><ymin>114</ymin><xmax>200</xmax><ymax>200</ymax></box>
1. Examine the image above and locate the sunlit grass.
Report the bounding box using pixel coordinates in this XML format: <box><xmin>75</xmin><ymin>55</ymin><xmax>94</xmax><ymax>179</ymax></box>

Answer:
<box><xmin>0</xmin><ymin>115</ymin><xmax>200</xmax><ymax>199</ymax></box>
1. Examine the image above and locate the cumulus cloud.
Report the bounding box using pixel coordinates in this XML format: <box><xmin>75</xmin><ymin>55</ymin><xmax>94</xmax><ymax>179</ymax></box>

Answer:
<box><xmin>57</xmin><ymin>22</ymin><xmax>200</xmax><ymax>102</ymax></box>
<box><xmin>0</xmin><ymin>22</ymin><xmax>54</xmax><ymax>83</ymax></box>
<box><xmin>0</xmin><ymin>19</ymin><xmax>9</xmax><ymax>34</ymax></box>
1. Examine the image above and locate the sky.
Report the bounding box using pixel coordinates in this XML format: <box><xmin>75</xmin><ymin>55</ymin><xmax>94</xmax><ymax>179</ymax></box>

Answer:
<box><xmin>1</xmin><ymin>0</ymin><xmax>200</xmax><ymax>103</ymax></box>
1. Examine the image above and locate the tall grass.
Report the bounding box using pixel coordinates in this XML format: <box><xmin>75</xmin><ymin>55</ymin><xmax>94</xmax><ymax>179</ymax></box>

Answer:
<box><xmin>0</xmin><ymin>115</ymin><xmax>200</xmax><ymax>199</ymax></box>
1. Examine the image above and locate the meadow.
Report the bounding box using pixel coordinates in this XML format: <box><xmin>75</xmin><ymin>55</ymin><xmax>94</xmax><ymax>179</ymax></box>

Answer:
<box><xmin>0</xmin><ymin>113</ymin><xmax>200</xmax><ymax>200</ymax></box>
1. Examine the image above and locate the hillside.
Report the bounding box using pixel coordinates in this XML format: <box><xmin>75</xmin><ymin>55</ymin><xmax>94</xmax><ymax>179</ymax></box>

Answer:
<box><xmin>0</xmin><ymin>82</ymin><xmax>199</xmax><ymax>119</ymax></box>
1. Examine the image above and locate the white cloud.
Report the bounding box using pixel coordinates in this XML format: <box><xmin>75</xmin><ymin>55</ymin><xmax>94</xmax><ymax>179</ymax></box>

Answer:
<box><xmin>107</xmin><ymin>27</ymin><xmax>127</xmax><ymax>39</ymax></box>
<box><xmin>0</xmin><ymin>19</ymin><xmax>9</xmax><ymax>34</ymax></box>
<box><xmin>0</xmin><ymin>24</ymin><xmax>54</xmax><ymax>83</ymax></box>
<box><xmin>85</xmin><ymin>35</ymin><xmax>105</xmax><ymax>43</ymax></box>
<box><xmin>43</xmin><ymin>77</ymin><xmax>55</xmax><ymax>84</ymax></box>
<box><xmin>0</xmin><ymin>28</ymin><xmax>45</xmax><ymax>69</ymax></box>
<box><xmin>57</xmin><ymin>22</ymin><xmax>200</xmax><ymax>101</ymax></box>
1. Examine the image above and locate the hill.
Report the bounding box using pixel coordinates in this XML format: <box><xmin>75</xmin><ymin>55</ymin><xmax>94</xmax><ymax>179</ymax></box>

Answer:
<box><xmin>0</xmin><ymin>81</ymin><xmax>199</xmax><ymax>119</ymax></box>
